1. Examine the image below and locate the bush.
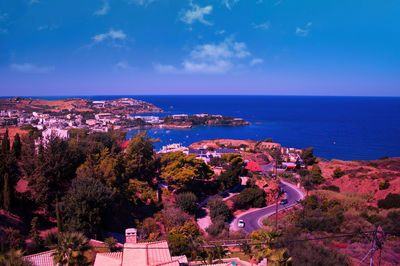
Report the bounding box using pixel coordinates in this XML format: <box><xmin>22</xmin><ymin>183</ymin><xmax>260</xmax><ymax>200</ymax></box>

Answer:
<box><xmin>301</xmin><ymin>147</ymin><xmax>317</xmax><ymax>166</ymax></box>
<box><xmin>383</xmin><ymin>211</ymin><xmax>400</xmax><ymax>235</ymax></box>
<box><xmin>206</xmin><ymin>219</ymin><xmax>229</xmax><ymax>237</ymax></box>
<box><xmin>234</xmin><ymin>187</ymin><xmax>266</xmax><ymax>210</ymax></box>
<box><xmin>321</xmin><ymin>185</ymin><xmax>340</xmax><ymax>192</ymax></box>
<box><xmin>310</xmin><ymin>165</ymin><xmax>325</xmax><ymax>185</ymax></box>
<box><xmin>176</xmin><ymin>192</ymin><xmax>198</xmax><ymax>214</ymax></box>
<box><xmin>332</xmin><ymin>167</ymin><xmax>345</xmax><ymax>179</ymax></box>
<box><xmin>288</xmin><ymin>241</ymin><xmax>351</xmax><ymax>266</ymax></box>
<box><xmin>378</xmin><ymin>181</ymin><xmax>390</xmax><ymax>190</ymax></box>
<box><xmin>208</xmin><ymin>197</ymin><xmax>231</xmax><ymax>223</ymax></box>
<box><xmin>378</xmin><ymin>193</ymin><xmax>400</xmax><ymax>209</ymax></box>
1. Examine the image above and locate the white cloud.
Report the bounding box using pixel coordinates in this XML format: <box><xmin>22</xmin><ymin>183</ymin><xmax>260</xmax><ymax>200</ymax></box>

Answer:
<box><xmin>153</xmin><ymin>63</ymin><xmax>178</xmax><ymax>73</ymax></box>
<box><xmin>182</xmin><ymin>60</ymin><xmax>232</xmax><ymax>74</ymax></box>
<box><xmin>94</xmin><ymin>1</ymin><xmax>109</xmax><ymax>16</ymax></box>
<box><xmin>215</xmin><ymin>29</ymin><xmax>225</xmax><ymax>35</ymax></box>
<box><xmin>250</xmin><ymin>58</ymin><xmax>263</xmax><ymax>66</ymax></box>
<box><xmin>296</xmin><ymin>22</ymin><xmax>312</xmax><ymax>37</ymax></box>
<box><xmin>180</xmin><ymin>4</ymin><xmax>213</xmax><ymax>26</ymax></box>
<box><xmin>253</xmin><ymin>21</ymin><xmax>270</xmax><ymax>30</ymax></box>
<box><xmin>37</xmin><ymin>25</ymin><xmax>58</xmax><ymax>31</ymax></box>
<box><xmin>155</xmin><ymin>37</ymin><xmax>255</xmax><ymax>74</ymax></box>
<box><xmin>10</xmin><ymin>63</ymin><xmax>54</xmax><ymax>73</ymax></box>
<box><xmin>129</xmin><ymin>0</ymin><xmax>156</xmax><ymax>6</ymax></box>
<box><xmin>92</xmin><ymin>29</ymin><xmax>126</xmax><ymax>42</ymax></box>
<box><xmin>222</xmin><ymin>0</ymin><xmax>239</xmax><ymax>9</ymax></box>
<box><xmin>115</xmin><ymin>61</ymin><xmax>131</xmax><ymax>70</ymax></box>
<box><xmin>0</xmin><ymin>13</ymin><xmax>8</xmax><ymax>34</ymax></box>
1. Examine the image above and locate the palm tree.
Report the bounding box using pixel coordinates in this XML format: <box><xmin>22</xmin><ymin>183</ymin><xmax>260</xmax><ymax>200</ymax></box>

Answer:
<box><xmin>0</xmin><ymin>249</ymin><xmax>33</xmax><ymax>266</ymax></box>
<box><xmin>52</xmin><ymin>232</ymin><xmax>90</xmax><ymax>265</ymax></box>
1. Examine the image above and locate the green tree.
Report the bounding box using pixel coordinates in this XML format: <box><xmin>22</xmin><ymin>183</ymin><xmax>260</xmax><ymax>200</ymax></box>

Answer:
<box><xmin>62</xmin><ymin>176</ymin><xmax>113</xmax><ymax>238</ymax></box>
<box><xmin>52</xmin><ymin>232</ymin><xmax>90</xmax><ymax>266</ymax></box>
<box><xmin>29</xmin><ymin>217</ymin><xmax>44</xmax><ymax>252</ymax></box>
<box><xmin>27</xmin><ymin>135</ymin><xmax>78</xmax><ymax>210</ymax></box>
<box><xmin>310</xmin><ymin>164</ymin><xmax>325</xmax><ymax>185</ymax></box>
<box><xmin>3</xmin><ymin>173</ymin><xmax>10</xmax><ymax>211</ymax></box>
<box><xmin>3</xmin><ymin>227</ymin><xmax>26</xmax><ymax>251</ymax></box>
<box><xmin>234</xmin><ymin>187</ymin><xmax>266</xmax><ymax>210</ymax></box>
<box><xmin>217</xmin><ymin>153</ymin><xmax>245</xmax><ymax>191</ymax></box>
<box><xmin>159</xmin><ymin>206</ymin><xmax>192</xmax><ymax>231</ymax></box>
<box><xmin>11</xmin><ymin>133</ymin><xmax>22</xmax><ymax>159</ymax></box>
<box><xmin>125</xmin><ymin>131</ymin><xmax>158</xmax><ymax>183</ymax></box>
<box><xmin>208</xmin><ymin>197</ymin><xmax>231</xmax><ymax>223</ymax></box>
<box><xmin>76</xmin><ymin>148</ymin><xmax>123</xmax><ymax>192</ymax></box>
<box><xmin>0</xmin><ymin>130</ymin><xmax>18</xmax><ymax>211</ymax></box>
<box><xmin>1</xmin><ymin>129</ymin><xmax>10</xmax><ymax>154</ymax></box>
<box><xmin>176</xmin><ymin>192</ymin><xmax>198</xmax><ymax>214</ymax></box>
<box><xmin>0</xmin><ymin>249</ymin><xmax>33</xmax><ymax>266</ymax></box>
<box><xmin>160</xmin><ymin>151</ymin><xmax>213</xmax><ymax>190</ymax></box>
<box><xmin>301</xmin><ymin>147</ymin><xmax>317</xmax><ymax>166</ymax></box>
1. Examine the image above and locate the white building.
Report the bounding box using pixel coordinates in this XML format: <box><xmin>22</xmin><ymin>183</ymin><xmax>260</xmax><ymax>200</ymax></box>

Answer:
<box><xmin>172</xmin><ymin>114</ymin><xmax>188</xmax><ymax>119</ymax></box>
<box><xmin>158</xmin><ymin>143</ymin><xmax>189</xmax><ymax>154</ymax></box>
<box><xmin>133</xmin><ymin>116</ymin><xmax>160</xmax><ymax>123</ymax></box>
<box><xmin>42</xmin><ymin>128</ymin><xmax>70</xmax><ymax>140</ymax></box>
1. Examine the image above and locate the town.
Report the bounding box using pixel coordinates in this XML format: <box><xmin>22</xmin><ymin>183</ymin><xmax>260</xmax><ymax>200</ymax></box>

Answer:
<box><xmin>0</xmin><ymin>97</ymin><xmax>250</xmax><ymax>132</ymax></box>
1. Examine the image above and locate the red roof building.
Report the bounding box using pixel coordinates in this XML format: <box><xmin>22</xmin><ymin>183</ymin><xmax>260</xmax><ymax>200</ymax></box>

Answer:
<box><xmin>245</xmin><ymin>162</ymin><xmax>263</xmax><ymax>172</ymax></box>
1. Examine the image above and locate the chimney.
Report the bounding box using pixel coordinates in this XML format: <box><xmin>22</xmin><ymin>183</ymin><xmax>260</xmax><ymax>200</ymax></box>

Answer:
<box><xmin>125</xmin><ymin>228</ymin><xmax>137</xmax><ymax>244</ymax></box>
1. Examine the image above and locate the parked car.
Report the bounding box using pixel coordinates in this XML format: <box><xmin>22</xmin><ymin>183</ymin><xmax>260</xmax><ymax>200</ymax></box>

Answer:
<box><xmin>238</xmin><ymin>219</ymin><xmax>245</xmax><ymax>228</ymax></box>
<box><xmin>280</xmin><ymin>199</ymin><xmax>288</xmax><ymax>205</ymax></box>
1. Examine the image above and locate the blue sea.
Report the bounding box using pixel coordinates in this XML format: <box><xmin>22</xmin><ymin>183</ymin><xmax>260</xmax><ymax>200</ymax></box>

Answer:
<box><xmin>10</xmin><ymin>95</ymin><xmax>400</xmax><ymax>160</ymax></box>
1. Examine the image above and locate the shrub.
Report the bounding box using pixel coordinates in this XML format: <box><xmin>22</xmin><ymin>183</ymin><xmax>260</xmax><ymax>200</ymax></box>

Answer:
<box><xmin>288</xmin><ymin>241</ymin><xmax>351</xmax><ymax>266</ymax></box>
<box><xmin>383</xmin><ymin>211</ymin><xmax>400</xmax><ymax>235</ymax></box>
<box><xmin>321</xmin><ymin>185</ymin><xmax>340</xmax><ymax>193</ymax></box>
<box><xmin>310</xmin><ymin>165</ymin><xmax>325</xmax><ymax>185</ymax></box>
<box><xmin>301</xmin><ymin>147</ymin><xmax>317</xmax><ymax>166</ymax></box>
<box><xmin>378</xmin><ymin>181</ymin><xmax>390</xmax><ymax>190</ymax></box>
<box><xmin>234</xmin><ymin>187</ymin><xmax>266</xmax><ymax>210</ymax></box>
<box><xmin>206</xmin><ymin>219</ymin><xmax>229</xmax><ymax>237</ymax></box>
<box><xmin>378</xmin><ymin>193</ymin><xmax>400</xmax><ymax>209</ymax></box>
<box><xmin>176</xmin><ymin>192</ymin><xmax>198</xmax><ymax>214</ymax></box>
<box><xmin>208</xmin><ymin>197</ymin><xmax>231</xmax><ymax>223</ymax></box>
<box><xmin>262</xmin><ymin>217</ymin><xmax>274</xmax><ymax>227</ymax></box>
<box><xmin>332</xmin><ymin>167</ymin><xmax>345</xmax><ymax>179</ymax></box>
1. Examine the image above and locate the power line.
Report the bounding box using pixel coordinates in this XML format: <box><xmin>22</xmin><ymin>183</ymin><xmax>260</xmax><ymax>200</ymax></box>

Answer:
<box><xmin>5</xmin><ymin>230</ymin><xmax>396</xmax><ymax>250</ymax></box>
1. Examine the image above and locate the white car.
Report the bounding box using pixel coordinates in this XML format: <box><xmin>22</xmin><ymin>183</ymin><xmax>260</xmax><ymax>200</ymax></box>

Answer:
<box><xmin>238</xmin><ymin>219</ymin><xmax>245</xmax><ymax>228</ymax></box>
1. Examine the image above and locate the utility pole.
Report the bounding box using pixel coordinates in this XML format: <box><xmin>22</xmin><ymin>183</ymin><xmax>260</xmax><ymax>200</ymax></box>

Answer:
<box><xmin>274</xmin><ymin>186</ymin><xmax>284</xmax><ymax>232</ymax></box>
<box><xmin>358</xmin><ymin>226</ymin><xmax>385</xmax><ymax>266</ymax></box>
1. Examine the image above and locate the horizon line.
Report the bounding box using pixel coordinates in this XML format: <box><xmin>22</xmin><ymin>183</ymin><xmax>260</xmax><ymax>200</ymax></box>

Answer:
<box><xmin>1</xmin><ymin>94</ymin><xmax>399</xmax><ymax>98</ymax></box>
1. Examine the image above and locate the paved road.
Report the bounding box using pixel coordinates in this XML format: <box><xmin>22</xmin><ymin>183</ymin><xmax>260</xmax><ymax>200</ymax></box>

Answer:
<box><xmin>234</xmin><ymin>181</ymin><xmax>305</xmax><ymax>234</ymax></box>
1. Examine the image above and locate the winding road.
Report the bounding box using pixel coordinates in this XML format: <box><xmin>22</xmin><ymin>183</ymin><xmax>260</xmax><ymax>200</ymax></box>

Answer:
<box><xmin>232</xmin><ymin>180</ymin><xmax>305</xmax><ymax>233</ymax></box>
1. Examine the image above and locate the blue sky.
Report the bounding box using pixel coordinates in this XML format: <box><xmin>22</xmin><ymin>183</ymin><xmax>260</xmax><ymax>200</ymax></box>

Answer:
<box><xmin>0</xmin><ymin>0</ymin><xmax>399</xmax><ymax>96</ymax></box>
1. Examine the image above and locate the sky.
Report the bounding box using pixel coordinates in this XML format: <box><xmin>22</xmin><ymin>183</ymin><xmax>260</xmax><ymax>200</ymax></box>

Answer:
<box><xmin>0</xmin><ymin>0</ymin><xmax>399</xmax><ymax>96</ymax></box>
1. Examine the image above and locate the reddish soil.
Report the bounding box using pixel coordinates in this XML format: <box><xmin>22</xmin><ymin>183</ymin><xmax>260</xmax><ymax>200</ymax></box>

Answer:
<box><xmin>318</xmin><ymin>158</ymin><xmax>400</xmax><ymax>203</ymax></box>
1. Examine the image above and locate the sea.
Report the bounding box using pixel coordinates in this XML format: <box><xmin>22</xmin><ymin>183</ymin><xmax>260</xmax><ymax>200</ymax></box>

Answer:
<box><xmin>10</xmin><ymin>95</ymin><xmax>400</xmax><ymax>161</ymax></box>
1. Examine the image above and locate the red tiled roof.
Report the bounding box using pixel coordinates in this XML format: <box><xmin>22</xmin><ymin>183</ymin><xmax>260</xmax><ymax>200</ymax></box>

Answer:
<box><xmin>245</xmin><ymin>162</ymin><xmax>263</xmax><ymax>172</ymax></box>
<box><xmin>117</xmin><ymin>140</ymin><xmax>130</xmax><ymax>149</ymax></box>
